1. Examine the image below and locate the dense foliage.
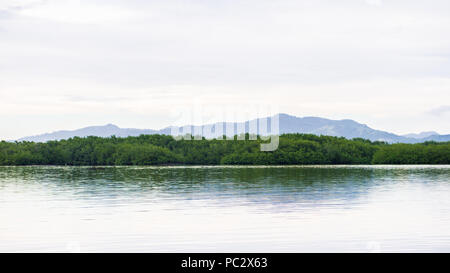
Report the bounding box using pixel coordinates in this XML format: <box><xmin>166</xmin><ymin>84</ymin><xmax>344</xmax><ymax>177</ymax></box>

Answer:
<box><xmin>0</xmin><ymin>134</ymin><xmax>448</xmax><ymax>165</ymax></box>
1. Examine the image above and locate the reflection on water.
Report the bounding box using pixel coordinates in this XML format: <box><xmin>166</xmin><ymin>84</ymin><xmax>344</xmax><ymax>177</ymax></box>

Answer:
<box><xmin>0</xmin><ymin>165</ymin><xmax>449</xmax><ymax>252</ymax></box>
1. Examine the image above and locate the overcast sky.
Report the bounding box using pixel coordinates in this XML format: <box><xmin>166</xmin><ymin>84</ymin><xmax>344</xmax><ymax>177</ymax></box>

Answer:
<box><xmin>1</xmin><ymin>0</ymin><xmax>449</xmax><ymax>140</ymax></box>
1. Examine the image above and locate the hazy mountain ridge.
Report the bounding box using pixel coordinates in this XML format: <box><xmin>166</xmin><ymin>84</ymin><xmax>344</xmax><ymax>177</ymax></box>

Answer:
<box><xmin>18</xmin><ymin>114</ymin><xmax>450</xmax><ymax>143</ymax></box>
<box><xmin>402</xmin><ymin>131</ymin><xmax>439</xmax><ymax>139</ymax></box>
<box><xmin>19</xmin><ymin>124</ymin><xmax>157</xmax><ymax>142</ymax></box>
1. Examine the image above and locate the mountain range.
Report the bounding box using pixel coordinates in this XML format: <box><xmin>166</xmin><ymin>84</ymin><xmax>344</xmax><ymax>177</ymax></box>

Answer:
<box><xmin>18</xmin><ymin>113</ymin><xmax>450</xmax><ymax>143</ymax></box>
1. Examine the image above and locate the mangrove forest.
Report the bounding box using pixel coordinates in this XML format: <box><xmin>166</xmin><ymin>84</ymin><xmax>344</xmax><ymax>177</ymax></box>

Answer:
<box><xmin>0</xmin><ymin>134</ymin><xmax>449</xmax><ymax>165</ymax></box>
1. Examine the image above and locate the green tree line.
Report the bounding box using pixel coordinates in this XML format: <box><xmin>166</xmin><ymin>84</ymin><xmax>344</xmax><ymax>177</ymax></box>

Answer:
<box><xmin>0</xmin><ymin>134</ymin><xmax>448</xmax><ymax>165</ymax></box>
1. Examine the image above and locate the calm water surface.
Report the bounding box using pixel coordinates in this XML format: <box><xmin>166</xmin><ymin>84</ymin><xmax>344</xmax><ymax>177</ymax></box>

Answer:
<box><xmin>0</xmin><ymin>165</ymin><xmax>449</xmax><ymax>252</ymax></box>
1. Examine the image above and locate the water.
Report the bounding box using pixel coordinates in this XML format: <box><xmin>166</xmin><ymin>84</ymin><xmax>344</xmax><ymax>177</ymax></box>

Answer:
<box><xmin>0</xmin><ymin>165</ymin><xmax>449</xmax><ymax>252</ymax></box>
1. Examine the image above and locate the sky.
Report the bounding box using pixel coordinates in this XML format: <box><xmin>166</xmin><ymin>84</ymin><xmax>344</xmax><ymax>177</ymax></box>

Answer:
<box><xmin>0</xmin><ymin>0</ymin><xmax>449</xmax><ymax>140</ymax></box>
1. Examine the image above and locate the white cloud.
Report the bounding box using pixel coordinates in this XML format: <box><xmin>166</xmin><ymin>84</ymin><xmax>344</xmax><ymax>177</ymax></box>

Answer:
<box><xmin>16</xmin><ymin>0</ymin><xmax>134</xmax><ymax>24</ymax></box>
<box><xmin>428</xmin><ymin>105</ymin><xmax>450</xmax><ymax>116</ymax></box>
<box><xmin>0</xmin><ymin>0</ymin><xmax>44</xmax><ymax>10</ymax></box>
<box><xmin>365</xmin><ymin>0</ymin><xmax>383</xmax><ymax>6</ymax></box>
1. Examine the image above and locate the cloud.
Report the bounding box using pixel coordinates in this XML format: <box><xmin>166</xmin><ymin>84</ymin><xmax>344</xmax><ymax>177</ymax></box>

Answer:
<box><xmin>428</xmin><ymin>105</ymin><xmax>450</xmax><ymax>116</ymax></box>
<box><xmin>365</xmin><ymin>0</ymin><xmax>383</xmax><ymax>6</ymax></box>
<box><xmin>0</xmin><ymin>10</ymin><xmax>12</xmax><ymax>20</ymax></box>
<box><xmin>17</xmin><ymin>0</ymin><xmax>134</xmax><ymax>24</ymax></box>
<box><xmin>65</xmin><ymin>95</ymin><xmax>131</xmax><ymax>103</ymax></box>
<box><xmin>0</xmin><ymin>0</ymin><xmax>44</xmax><ymax>11</ymax></box>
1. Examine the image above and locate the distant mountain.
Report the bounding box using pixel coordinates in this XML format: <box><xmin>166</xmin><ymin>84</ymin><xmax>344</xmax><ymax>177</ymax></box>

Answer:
<box><xmin>420</xmin><ymin>134</ymin><xmax>450</xmax><ymax>142</ymax></box>
<box><xmin>19</xmin><ymin>124</ymin><xmax>157</xmax><ymax>142</ymax></box>
<box><xmin>274</xmin><ymin>114</ymin><xmax>408</xmax><ymax>142</ymax></box>
<box><xmin>402</xmin><ymin>131</ymin><xmax>439</xmax><ymax>139</ymax></box>
<box><xmin>18</xmin><ymin>113</ymin><xmax>450</xmax><ymax>143</ymax></box>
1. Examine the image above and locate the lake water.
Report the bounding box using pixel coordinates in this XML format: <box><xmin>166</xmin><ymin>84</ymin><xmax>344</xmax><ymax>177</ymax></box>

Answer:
<box><xmin>0</xmin><ymin>165</ymin><xmax>449</xmax><ymax>252</ymax></box>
